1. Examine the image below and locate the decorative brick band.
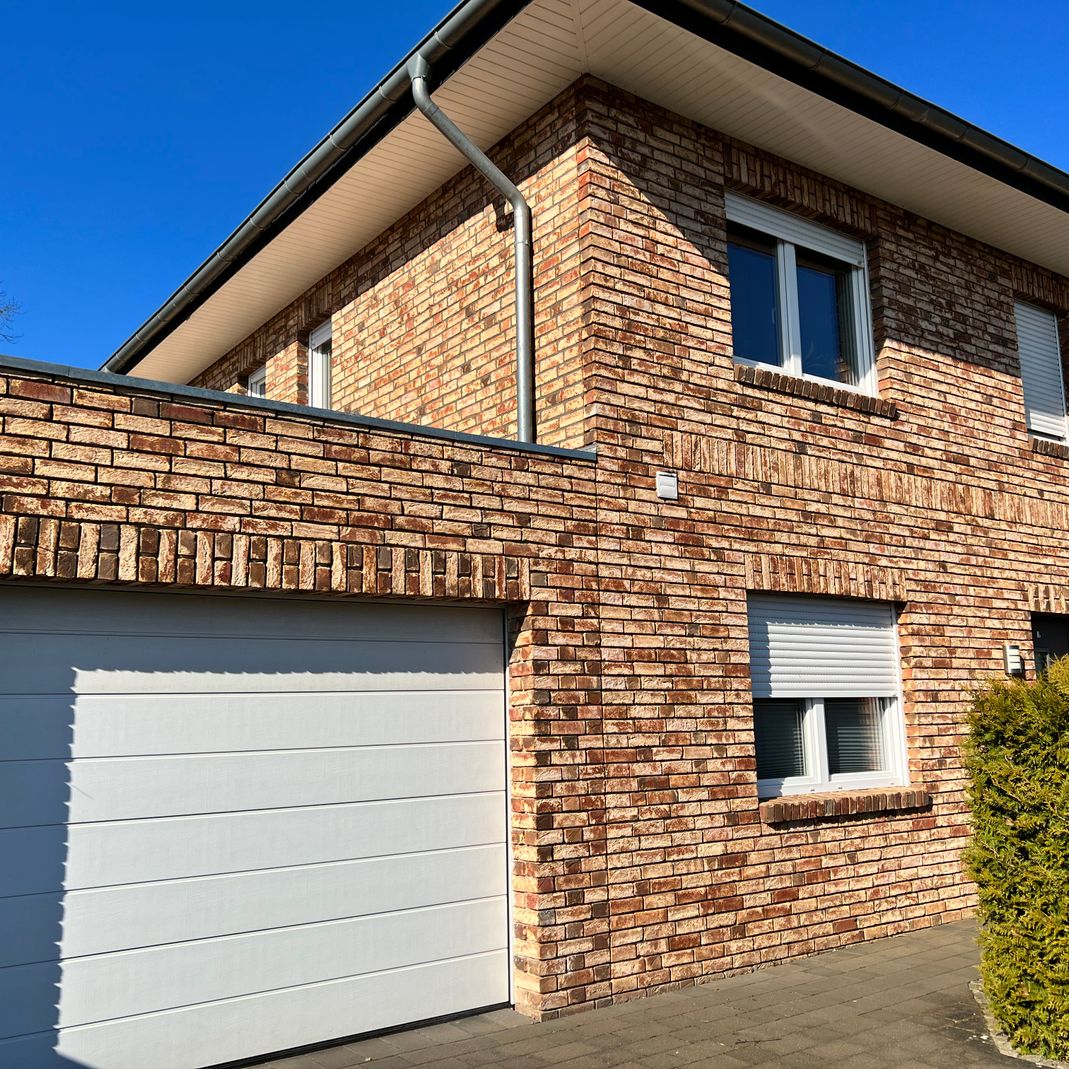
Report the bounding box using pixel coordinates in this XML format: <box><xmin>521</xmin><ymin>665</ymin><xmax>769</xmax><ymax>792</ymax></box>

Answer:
<box><xmin>734</xmin><ymin>363</ymin><xmax>899</xmax><ymax>418</ymax></box>
<box><xmin>0</xmin><ymin>515</ymin><xmax>532</xmax><ymax>602</ymax></box>
<box><xmin>746</xmin><ymin>553</ymin><xmax>907</xmax><ymax>604</ymax></box>
<box><xmin>1032</xmin><ymin>437</ymin><xmax>1069</xmax><ymax>461</ymax></box>
<box><xmin>759</xmin><ymin>787</ymin><xmax>932</xmax><ymax>825</ymax></box>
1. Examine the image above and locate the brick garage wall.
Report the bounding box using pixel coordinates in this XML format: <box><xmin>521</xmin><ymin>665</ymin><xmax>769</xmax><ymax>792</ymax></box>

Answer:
<box><xmin>193</xmin><ymin>85</ymin><xmax>588</xmax><ymax>452</ymax></box>
<box><xmin>576</xmin><ymin>78</ymin><xmax>1069</xmax><ymax>1002</ymax></box>
<box><xmin>0</xmin><ymin>367</ymin><xmax>604</xmax><ymax>1019</ymax></box>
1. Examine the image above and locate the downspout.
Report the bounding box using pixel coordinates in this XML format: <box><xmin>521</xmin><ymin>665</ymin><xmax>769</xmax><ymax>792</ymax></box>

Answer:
<box><xmin>407</xmin><ymin>54</ymin><xmax>536</xmax><ymax>444</ymax></box>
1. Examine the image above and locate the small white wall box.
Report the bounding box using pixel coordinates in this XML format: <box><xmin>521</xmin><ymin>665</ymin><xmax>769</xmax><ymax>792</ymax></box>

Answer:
<box><xmin>1004</xmin><ymin>643</ymin><xmax>1025</xmax><ymax>677</ymax></box>
<box><xmin>655</xmin><ymin>471</ymin><xmax>679</xmax><ymax>500</ymax></box>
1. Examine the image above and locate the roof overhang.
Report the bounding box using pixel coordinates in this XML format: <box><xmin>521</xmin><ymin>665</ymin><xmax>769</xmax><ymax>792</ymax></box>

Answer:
<box><xmin>107</xmin><ymin>0</ymin><xmax>1069</xmax><ymax>383</ymax></box>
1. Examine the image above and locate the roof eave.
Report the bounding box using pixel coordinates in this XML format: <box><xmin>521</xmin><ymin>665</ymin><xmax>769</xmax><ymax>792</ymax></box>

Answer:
<box><xmin>104</xmin><ymin>0</ymin><xmax>1069</xmax><ymax>375</ymax></box>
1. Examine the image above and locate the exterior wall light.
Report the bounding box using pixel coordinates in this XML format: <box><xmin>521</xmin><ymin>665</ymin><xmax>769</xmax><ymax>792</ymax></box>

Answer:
<box><xmin>1004</xmin><ymin>643</ymin><xmax>1025</xmax><ymax>677</ymax></box>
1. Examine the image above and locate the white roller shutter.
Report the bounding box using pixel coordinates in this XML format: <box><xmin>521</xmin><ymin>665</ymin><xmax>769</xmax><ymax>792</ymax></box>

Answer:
<box><xmin>747</xmin><ymin>594</ymin><xmax>900</xmax><ymax>699</ymax></box>
<box><xmin>0</xmin><ymin>588</ymin><xmax>509</xmax><ymax>1069</ymax></box>
<box><xmin>1015</xmin><ymin>301</ymin><xmax>1068</xmax><ymax>441</ymax></box>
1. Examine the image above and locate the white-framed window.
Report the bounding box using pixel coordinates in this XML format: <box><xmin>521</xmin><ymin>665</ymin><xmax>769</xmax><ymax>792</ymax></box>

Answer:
<box><xmin>725</xmin><ymin>192</ymin><xmax>877</xmax><ymax>394</ymax></box>
<box><xmin>1014</xmin><ymin>300</ymin><xmax>1068</xmax><ymax>443</ymax></box>
<box><xmin>246</xmin><ymin>365</ymin><xmax>266</xmax><ymax>399</ymax></box>
<box><xmin>747</xmin><ymin>594</ymin><xmax>907</xmax><ymax>798</ymax></box>
<box><xmin>308</xmin><ymin>320</ymin><xmax>333</xmax><ymax>409</ymax></box>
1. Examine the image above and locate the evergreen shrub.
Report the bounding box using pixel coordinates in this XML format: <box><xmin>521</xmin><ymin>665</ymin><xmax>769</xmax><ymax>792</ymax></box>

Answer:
<box><xmin>964</xmin><ymin>657</ymin><xmax>1069</xmax><ymax>1059</ymax></box>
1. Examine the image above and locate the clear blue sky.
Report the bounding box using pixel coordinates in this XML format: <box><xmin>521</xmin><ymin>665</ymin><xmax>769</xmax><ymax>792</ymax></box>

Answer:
<box><xmin>3</xmin><ymin>1</ymin><xmax>1067</xmax><ymax>369</ymax></box>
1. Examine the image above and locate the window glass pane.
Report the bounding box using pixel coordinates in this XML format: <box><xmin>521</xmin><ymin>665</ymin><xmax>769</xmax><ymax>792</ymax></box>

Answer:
<box><xmin>727</xmin><ymin>226</ymin><xmax>780</xmax><ymax>366</ymax></box>
<box><xmin>309</xmin><ymin>336</ymin><xmax>333</xmax><ymax>409</ymax></box>
<box><xmin>797</xmin><ymin>250</ymin><xmax>854</xmax><ymax>383</ymax></box>
<box><xmin>754</xmin><ymin>699</ymin><xmax>805</xmax><ymax>779</ymax></box>
<box><xmin>826</xmin><ymin>698</ymin><xmax>883</xmax><ymax>775</ymax></box>
<box><xmin>247</xmin><ymin>368</ymin><xmax>266</xmax><ymax>398</ymax></box>
<box><xmin>1032</xmin><ymin>613</ymin><xmax>1069</xmax><ymax>674</ymax></box>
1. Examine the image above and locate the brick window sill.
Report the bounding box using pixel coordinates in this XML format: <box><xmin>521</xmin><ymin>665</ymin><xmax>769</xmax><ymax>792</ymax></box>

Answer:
<box><xmin>759</xmin><ymin>787</ymin><xmax>931</xmax><ymax>825</ymax></box>
<box><xmin>1032</xmin><ymin>437</ymin><xmax>1069</xmax><ymax>461</ymax></box>
<box><xmin>735</xmin><ymin>364</ymin><xmax>899</xmax><ymax>419</ymax></box>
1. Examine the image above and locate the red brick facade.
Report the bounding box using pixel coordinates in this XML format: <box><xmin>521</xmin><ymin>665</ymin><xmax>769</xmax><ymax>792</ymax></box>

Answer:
<box><xmin>4</xmin><ymin>77</ymin><xmax>1069</xmax><ymax>1019</ymax></box>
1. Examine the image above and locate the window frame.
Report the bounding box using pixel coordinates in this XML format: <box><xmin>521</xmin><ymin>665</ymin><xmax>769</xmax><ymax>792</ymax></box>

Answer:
<box><xmin>246</xmin><ymin>365</ymin><xmax>266</xmax><ymax>399</ymax></box>
<box><xmin>308</xmin><ymin>320</ymin><xmax>333</xmax><ymax>410</ymax></box>
<box><xmin>755</xmin><ymin>695</ymin><xmax>907</xmax><ymax>799</ymax></box>
<box><xmin>725</xmin><ymin>192</ymin><xmax>877</xmax><ymax>396</ymax></box>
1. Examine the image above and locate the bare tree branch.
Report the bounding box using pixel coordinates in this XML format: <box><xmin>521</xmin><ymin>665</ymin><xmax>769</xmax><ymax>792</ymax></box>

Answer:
<box><xmin>0</xmin><ymin>286</ymin><xmax>22</xmax><ymax>344</ymax></box>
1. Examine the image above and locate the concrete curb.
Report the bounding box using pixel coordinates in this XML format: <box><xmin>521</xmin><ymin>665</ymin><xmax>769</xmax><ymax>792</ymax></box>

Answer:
<box><xmin>970</xmin><ymin>980</ymin><xmax>1069</xmax><ymax>1068</ymax></box>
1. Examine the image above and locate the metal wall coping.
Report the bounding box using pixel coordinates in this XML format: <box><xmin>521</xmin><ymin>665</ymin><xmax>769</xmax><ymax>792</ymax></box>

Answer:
<box><xmin>0</xmin><ymin>354</ymin><xmax>597</xmax><ymax>463</ymax></box>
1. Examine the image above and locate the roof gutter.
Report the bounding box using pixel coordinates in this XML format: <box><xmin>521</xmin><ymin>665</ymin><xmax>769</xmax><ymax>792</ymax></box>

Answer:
<box><xmin>103</xmin><ymin>0</ymin><xmax>529</xmax><ymax>375</ymax></box>
<box><xmin>106</xmin><ymin>0</ymin><xmax>1069</xmax><ymax>375</ymax></box>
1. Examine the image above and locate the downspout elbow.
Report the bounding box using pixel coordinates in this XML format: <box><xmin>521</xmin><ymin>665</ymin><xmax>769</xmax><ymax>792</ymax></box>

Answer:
<box><xmin>407</xmin><ymin>54</ymin><xmax>536</xmax><ymax>443</ymax></box>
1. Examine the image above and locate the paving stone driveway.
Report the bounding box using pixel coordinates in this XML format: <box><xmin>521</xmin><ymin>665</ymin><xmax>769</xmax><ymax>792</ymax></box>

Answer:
<box><xmin>259</xmin><ymin>920</ymin><xmax>1013</xmax><ymax>1069</ymax></box>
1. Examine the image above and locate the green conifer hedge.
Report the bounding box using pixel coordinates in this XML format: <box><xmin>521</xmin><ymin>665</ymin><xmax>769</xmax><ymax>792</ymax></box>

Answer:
<box><xmin>964</xmin><ymin>658</ymin><xmax>1069</xmax><ymax>1060</ymax></box>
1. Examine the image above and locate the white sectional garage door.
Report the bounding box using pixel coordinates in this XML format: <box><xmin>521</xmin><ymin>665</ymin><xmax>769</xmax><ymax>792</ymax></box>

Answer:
<box><xmin>0</xmin><ymin>587</ymin><xmax>509</xmax><ymax>1069</ymax></box>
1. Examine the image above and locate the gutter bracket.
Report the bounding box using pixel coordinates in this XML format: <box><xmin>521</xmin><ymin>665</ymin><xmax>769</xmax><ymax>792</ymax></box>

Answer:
<box><xmin>407</xmin><ymin>53</ymin><xmax>536</xmax><ymax>444</ymax></box>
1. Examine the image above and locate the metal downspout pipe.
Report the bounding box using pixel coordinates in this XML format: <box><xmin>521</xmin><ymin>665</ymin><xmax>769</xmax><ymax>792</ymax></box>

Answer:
<box><xmin>407</xmin><ymin>54</ymin><xmax>536</xmax><ymax>444</ymax></box>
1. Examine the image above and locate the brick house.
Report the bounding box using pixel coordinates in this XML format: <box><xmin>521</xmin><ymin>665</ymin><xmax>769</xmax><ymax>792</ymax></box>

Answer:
<box><xmin>4</xmin><ymin>1</ymin><xmax>1069</xmax><ymax>1066</ymax></box>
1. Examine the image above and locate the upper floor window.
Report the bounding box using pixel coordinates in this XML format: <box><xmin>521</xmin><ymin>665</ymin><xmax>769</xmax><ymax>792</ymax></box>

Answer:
<box><xmin>1014</xmin><ymin>301</ymin><xmax>1067</xmax><ymax>443</ymax></box>
<box><xmin>308</xmin><ymin>320</ymin><xmax>333</xmax><ymax>409</ymax></box>
<box><xmin>246</xmin><ymin>365</ymin><xmax>266</xmax><ymax>399</ymax></box>
<box><xmin>726</xmin><ymin>192</ymin><xmax>876</xmax><ymax>394</ymax></box>
<box><xmin>747</xmin><ymin>594</ymin><xmax>906</xmax><ymax>797</ymax></box>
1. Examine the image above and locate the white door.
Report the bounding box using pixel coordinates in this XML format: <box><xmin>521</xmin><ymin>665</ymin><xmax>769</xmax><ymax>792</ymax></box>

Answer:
<box><xmin>0</xmin><ymin>587</ymin><xmax>509</xmax><ymax>1068</ymax></box>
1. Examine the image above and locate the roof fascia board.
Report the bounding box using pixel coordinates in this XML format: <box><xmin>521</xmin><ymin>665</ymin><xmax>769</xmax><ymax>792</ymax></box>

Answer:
<box><xmin>638</xmin><ymin>0</ymin><xmax>1069</xmax><ymax>214</ymax></box>
<box><xmin>103</xmin><ymin>0</ymin><xmax>530</xmax><ymax>375</ymax></box>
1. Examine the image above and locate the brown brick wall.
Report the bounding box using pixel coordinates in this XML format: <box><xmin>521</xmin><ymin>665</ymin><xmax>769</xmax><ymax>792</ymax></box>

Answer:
<box><xmin>193</xmin><ymin>85</ymin><xmax>588</xmax><ymax>451</ymax></box>
<box><xmin>5</xmin><ymin>79</ymin><xmax>1069</xmax><ymax>1022</ymax></box>
<box><xmin>574</xmin><ymin>78</ymin><xmax>1069</xmax><ymax>1006</ymax></box>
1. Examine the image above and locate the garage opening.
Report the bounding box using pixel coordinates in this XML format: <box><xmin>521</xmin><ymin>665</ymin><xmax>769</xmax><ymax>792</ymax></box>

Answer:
<box><xmin>0</xmin><ymin>587</ymin><xmax>510</xmax><ymax>1068</ymax></box>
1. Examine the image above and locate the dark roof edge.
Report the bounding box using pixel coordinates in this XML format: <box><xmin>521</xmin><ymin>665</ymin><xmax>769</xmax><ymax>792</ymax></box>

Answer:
<box><xmin>643</xmin><ymin>0</ymin><xmax>1069</xmax><ymax>211</ymax></box>
<box><xmin>1</xmin><ymin>353</ymin><xmax>597</xmax><ymax>462</ymax></box>
<box><xmin>106</xmin><ymin>0</ymin><xmax>1069</xmax><ymax>375</ymax></box>
<box><xmin>103</xmin><ymin>0</ymin><xmax>531</xmax><ymax>375</ymax></box>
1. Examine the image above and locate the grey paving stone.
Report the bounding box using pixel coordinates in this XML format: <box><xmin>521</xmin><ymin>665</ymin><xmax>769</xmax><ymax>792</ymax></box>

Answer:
<box><xmin>252</xmin><ymin>920</ymin><xmax>1020</xmax><ymax>1069</ymax></box>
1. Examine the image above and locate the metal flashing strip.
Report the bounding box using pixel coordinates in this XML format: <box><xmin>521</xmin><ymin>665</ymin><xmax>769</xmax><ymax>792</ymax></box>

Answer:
<box><xmin>0</xmin><ymin>354</ymin><xmax>597</xmax><ymax>463</ymax></box>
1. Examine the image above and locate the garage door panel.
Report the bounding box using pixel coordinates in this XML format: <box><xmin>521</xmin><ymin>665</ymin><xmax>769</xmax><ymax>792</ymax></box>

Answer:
<box><xmin>0</xmin><ymin>690</ymin><xmax>504</xmax><ymax>760</ymax></box>
<box><xmin>0</xmin><ymin>952</ymin><xmax>510</xmax><ymax>1069</ymax></box>
<box><xmin>4</xmin><ymin>589</ymin><xmax>504</xmax><ymax>645</ymax></box>
<box><xmin>0</xmin><ymin>589</ymin><xmax>509</xmax><ymax>1066</ymax></box>
<box><xmin>0</xmin><ymin>844</ymin><xmax>507</xmax><ymax>968</ymax></box>
<box><xmin>0</xmin><ymin>897</ymin><xmax>508</xmax><ymax>1038</ymax></box>
<box><xmin>0</xmin><ymin>792</ymin><xmax>506</xmax><ymax>897</ymax></box>
<box><xmin>1</xmin><ymin>741</ymin><xmax>506</xmax><ymax>827</ymax></box>
<box><xmin>0</xmin><ymin>633</ymin><xmax>504</xmax><ymax>694</ymax></box>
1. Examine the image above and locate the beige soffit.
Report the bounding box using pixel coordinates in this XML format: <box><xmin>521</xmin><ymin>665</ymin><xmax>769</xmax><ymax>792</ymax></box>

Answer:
<box><xmin>122</xmin><ymin>0</ymin><xmax>1069</xmax><ymax>384</ymax></box>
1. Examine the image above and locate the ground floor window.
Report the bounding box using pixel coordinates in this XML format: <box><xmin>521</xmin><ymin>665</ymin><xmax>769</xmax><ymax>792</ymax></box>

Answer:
<box><xmin>747</xmin><ymin>594</ymin><xmax>907</xmax><ymax>798</ymax></box>
<box><xmin>1032</xmin><ymin>613</ymin><xmax>1069</xmax><ymax>674</ymax></box>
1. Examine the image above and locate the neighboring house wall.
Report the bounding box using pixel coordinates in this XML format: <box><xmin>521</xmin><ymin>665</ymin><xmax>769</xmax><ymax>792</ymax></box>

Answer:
<box><xmin>6</xmin><ymin>82</ymin><xmax>1069</xmax><ymax>1021</ymax></box>
<box><xmin>193</xmin><ymin>85</ymin><xmax>589</xmax><ymax>451</ymax></box>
